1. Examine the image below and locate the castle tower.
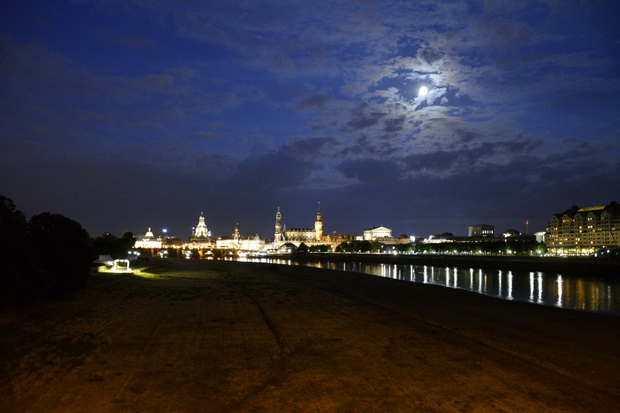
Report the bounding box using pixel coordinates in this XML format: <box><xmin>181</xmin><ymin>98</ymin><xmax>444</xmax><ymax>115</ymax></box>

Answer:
<box><xmin>314</xmin><ymin>201</ymin><xmax>323</xmax><ymax>241</ymax></box>
<box><xmin>275</xmin><ymin>207</ymin><xmax>283</xmax><ymax>242</ymax></box>
<box><xmin>234</xmin><ymin>223</ymin><xmax>240</xmax><ymax>247</ymax></box>
<box><xmin>193</xmin><ymin>212</ymin><xmax>210</xmax><ymax>239</ymax></box>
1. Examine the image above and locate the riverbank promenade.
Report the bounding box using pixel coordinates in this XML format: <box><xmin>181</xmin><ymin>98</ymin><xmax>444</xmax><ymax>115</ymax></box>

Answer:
<box><xmin>1</xmin><ymin>259</ymin><xmax>619</xmax><ymax>412</ymax></box>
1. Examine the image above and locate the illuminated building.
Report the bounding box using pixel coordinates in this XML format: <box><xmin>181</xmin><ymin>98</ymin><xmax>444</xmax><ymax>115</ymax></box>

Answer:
<box><xmin>192</xmin><ymin>212</ymin><xmax>211</xmax><ymax>240</ymax></box>
<box><xmin>468</xmin><ymin>224</ymin><xmax>494</xmax><ymax>237</ymax></box>
<box><xmin>274</xmin><ymin>204</ymin><xmax>324</xmax><ymax>245</ymax></box>
<box><xmin>187</xmin><ymin>212</ymin><xmax>215</xmax><ymax>249</ymax></box>
<box><xmin>216</xmin><ymin>223</ymin><xmax>265</xmax><ymax>251</ymax></box>
<box><xmin>502</xmin><ymin>229</ymin><xmax>520</xmax><ymax>238</ymax></box>
<box><xmin>271</xmin><ymin>203</ymin><xmax>354</xmax><ymax>251</ymax></box>
<box><xmin>534</xmin><ymin>231</ymin><xmax>545</xmax><ymax>243</ymax></box>
<box><xmin>134</xmin><ymin>228</ymin><xmax>163</xmax><ymax>249</ymax></box>
<box><xmin>546</xmin><ymin>202</ymin><xmax>620</xmax><ymax>255</ymax></box>
<box><xmin>363</xmin><ymin>226</ymin><xmax>392</xmax><ymax>241</ymax></box>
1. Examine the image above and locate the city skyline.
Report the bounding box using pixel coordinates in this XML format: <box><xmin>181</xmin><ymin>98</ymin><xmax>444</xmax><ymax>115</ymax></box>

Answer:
<box><xmin>136</xmin><ymin>207</ymin><xmax>523</xmax><ymax>241</ymax></box>
<box><xmin>2</xmin><ymin>1</ymin><xmax>619</xmax><ymax>238</ymax></box>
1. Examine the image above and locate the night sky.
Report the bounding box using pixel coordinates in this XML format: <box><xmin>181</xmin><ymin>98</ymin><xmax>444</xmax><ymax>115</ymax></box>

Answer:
<box><xmin>2</xmin><ymin>1</ymin><xmax>619</xmax><ymax>240</ymax></box>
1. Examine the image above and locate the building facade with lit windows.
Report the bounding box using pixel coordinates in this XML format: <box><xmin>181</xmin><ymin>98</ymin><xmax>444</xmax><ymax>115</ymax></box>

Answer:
<box><xmin>468</xmin><ymin>224</ymin><xmax>494</xmax><ymax>237</ymax></box>
<box><xmin>216</xmin><ymin>223</ymin><xmax>265</xmax><ymax>251</ymax></box>
<box><xmin>274</xmin><ymin>204</ymin><xmax>324</xmax><ymax>246</ymax></box>
<box><xmin>272</xmin><ymin>204</ymin><xmax>355</xmax><ymax>251</ymax></box>
<box><xmin>546</xmin><ymin>202</ymin><xmax>620</xmax><ymax>255</ymax></box>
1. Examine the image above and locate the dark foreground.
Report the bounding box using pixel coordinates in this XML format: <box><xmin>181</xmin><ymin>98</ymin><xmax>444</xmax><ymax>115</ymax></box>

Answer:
<box><xmin>0</xmin><ymin>259</ymin><xmax>619</xmax><ymax>412</ymax></box>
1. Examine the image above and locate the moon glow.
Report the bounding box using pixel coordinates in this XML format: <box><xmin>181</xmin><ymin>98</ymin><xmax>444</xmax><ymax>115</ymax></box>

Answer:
<box><xmin>418</xmin><ymin>86</ymin><xmax>428</xmax><ymax>97</ymax></box>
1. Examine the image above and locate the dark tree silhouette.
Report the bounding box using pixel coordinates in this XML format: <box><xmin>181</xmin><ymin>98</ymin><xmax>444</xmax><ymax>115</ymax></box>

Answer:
<box><xmin>29</xmin><ymin>212</ymin><xmax>95</xmax><ymax>297</ymax></box>
<box><xmin>295</xmin><ymin>243</ymin><xmax>309</xmax><ymax>255</ymax></box>
<box><xmin>309</xmin><ymin>244</ymin><xmax>332</xmax><ymax>252</ymax></box>
<box><xmin>93</xmin><ymin>231</ymin><xmax>136</xmax><ymax>259</ymax></box>
<box><xmin>0</xmin><ymin>196</ymin><xmax>40</xmax><ymax>302</ymax></box>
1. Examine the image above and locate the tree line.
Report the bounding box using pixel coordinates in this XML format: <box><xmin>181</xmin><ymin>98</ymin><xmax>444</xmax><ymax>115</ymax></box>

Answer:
<box><xmin>294</xmin><ymin>238</ymin><xmax>546</xmax><ymax>255</ymax></box>
<box><xmin>0</xmin><ymin>195</ymin><xmax>134</xmax><ymax>305</ymax></box>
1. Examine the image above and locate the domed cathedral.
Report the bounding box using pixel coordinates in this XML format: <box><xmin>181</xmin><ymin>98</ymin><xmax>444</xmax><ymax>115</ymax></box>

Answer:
<box><xmin>191</xmin><ymin>212</ymin><xmax>212</xmax><ymax>241</ymax></box>
<box><xmin>274</xmin><ymin>203</ymin><xmax>324</xmax><ymax>247</ymax></box>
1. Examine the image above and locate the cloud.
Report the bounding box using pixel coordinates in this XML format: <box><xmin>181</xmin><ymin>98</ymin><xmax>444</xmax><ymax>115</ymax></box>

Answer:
<box><xmin>383</xmin><ymin>116</ymin><xmax>406</xmax><ymax>134</ymax></box>
<box><xmin>0</xmin><ymin>35</ymin><xmax>178</xmax><ymax>130</ymax></box>
<box><xmin>2</xmin><ymin>0</ymin><xmax>619</xmax><ymax>238</ymax></box>
<box><xmin>194</xmin><ymin>131</ymin><xmax>221</xmax><ymax>139</ymax></box>
<box><xmin>416</xmin><ymin>47</ymin><xmax>443</xmax><ymax>64</ymax></box>
<box><xmin>232</xmin><ymin>151</ymin><xmax>315</xmax><ymax>191</ymax></box>
<box><xmin>344</xmin><ymin>103</ymin><xmax>387</xmax><ymax>131</ymax></box>
<box><xmin>404</xmin><ymin>151</ymin><xmax>459</xmax><ymax>174</ymax></box>
<box><xmin>281</xmin><ymin>137</ymin><xmax>337</xmax><ymax>160</ymax></box>
<box><xmin>297</xmin><ymin>93</ymin><xmax>332</xmax><ymax>110</ymax></box>
<box><xmin>336</xmin><ymin>159</ymin><xmax>401</xmax><ymax>184</ymax></box>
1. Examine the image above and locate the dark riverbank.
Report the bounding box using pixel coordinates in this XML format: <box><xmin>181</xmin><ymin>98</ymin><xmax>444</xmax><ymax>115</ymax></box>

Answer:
<box><xmin>268</xmin><ymin>253</ymin><xmax>620</xmax><ymax>278</ymax></box>
<box><xmin>1</xmin><ymin>259</ymin><xmax>619</xmax><ymax>412</ymax></box>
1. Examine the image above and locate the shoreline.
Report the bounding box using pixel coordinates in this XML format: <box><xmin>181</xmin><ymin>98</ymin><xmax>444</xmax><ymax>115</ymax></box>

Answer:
<box><xmin>266</xmin><ymin>253</ymin><xmax>620</xmax><ymax>278</ymax></box>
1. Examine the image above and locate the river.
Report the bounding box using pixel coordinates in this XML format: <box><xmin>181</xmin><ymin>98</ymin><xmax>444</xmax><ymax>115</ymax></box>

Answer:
<box><xmin>238</xmin><ymin>257</ymin><xmax>620</xmax><ymax>315</ymax></box>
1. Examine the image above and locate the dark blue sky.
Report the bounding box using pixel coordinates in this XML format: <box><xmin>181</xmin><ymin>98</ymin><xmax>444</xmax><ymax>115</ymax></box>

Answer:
<box><xmin>1</xmin><ymin>0</ymin><xmax>619</xmax><ymax>239</ymax></box>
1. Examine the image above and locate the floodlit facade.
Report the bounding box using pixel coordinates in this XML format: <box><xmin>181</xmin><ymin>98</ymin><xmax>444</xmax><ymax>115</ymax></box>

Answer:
<box><xmin>192</xmin><ymin>212</ymin><xmax>211</xmax><ymax>240</ymax></box>
<box><xmin>217</xmin><ymin>223</ymin><xmax>265</xmax><ymax>251</ymax></box>
<box><xmin>546</xmin><ymin>202</ymin><xmax>620</xmax><ymax>255</ymax></box>
<box><xmin>363</xmin><ymin>226</ymin><xmax>392</xmax><ymax>241</ymax></box>
<box><xmin>274</xmin><ymin>204</ymin><xmax>324</xmax><ymax>246</ymax></box>
<box><xmin>134</xmin><ymin>228</ymin><xmax>163</xmax><ymax>249</ymax></box>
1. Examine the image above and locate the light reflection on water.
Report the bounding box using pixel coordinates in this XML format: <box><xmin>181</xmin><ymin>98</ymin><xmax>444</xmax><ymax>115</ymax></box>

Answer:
<box><xmin>239</xmin><ymin>258</ymin><xmax>620</xmax><ymax>315</ymax></box>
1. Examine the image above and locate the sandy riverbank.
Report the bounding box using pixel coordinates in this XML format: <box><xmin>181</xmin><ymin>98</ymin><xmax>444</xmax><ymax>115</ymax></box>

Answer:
<box><xmin>1</xmin><ymin>259</ymin><xmax>619</xmax><ymax>412</ymax></box>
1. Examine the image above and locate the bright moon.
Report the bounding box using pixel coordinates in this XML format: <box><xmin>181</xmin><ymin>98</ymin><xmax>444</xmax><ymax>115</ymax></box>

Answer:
<box><xmin>418</xmin><ymin>86</ymin><xmax>428</xmax><ymax>97</ymax></box>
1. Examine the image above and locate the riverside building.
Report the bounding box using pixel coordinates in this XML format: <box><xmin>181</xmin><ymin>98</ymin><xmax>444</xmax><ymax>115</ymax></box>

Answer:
<box><xmin>546</xmin><ymin>202</ymin><xmax>620</xmax><ymax>255</ymax></box>
<box><xmin>274</xmin><ymin>204</ymin><xmax>323</xmax><ymax>246</ymax></box>
<box><xmin>363</xmin><ymin>226</ymin><xmax>393</xmax><ymax>241</ymax></box>
<box><xmin>216</xmin><ymin>223</ymin><xmax>265</xmax><ymax>251</ymax></box>
<box><xmin>272</xmin><ymin>204</ymin><xmax>354</xmax><ymax>251</ymax></box>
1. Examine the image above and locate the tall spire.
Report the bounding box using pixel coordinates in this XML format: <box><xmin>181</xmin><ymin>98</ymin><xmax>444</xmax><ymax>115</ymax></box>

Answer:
<box><xmin>315</xmin><ymin>201</ymin><xmax>323</xmax><ymax>241</ymax></box>
<box><xmin>234</xmin><ymin>223</ymin><xmax>240</xmax><ymax>247</ymax></box>
<box><xmin>275</xmin><ymin>206</ymin><xmax>283</xmax><ymax>242</ymax></box>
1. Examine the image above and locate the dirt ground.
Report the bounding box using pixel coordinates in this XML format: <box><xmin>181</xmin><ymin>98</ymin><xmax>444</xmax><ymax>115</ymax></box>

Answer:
<box><xmin>0</xmin><ymin>259</ymin><xmax>618</xmax><ymax>412</ymax></box>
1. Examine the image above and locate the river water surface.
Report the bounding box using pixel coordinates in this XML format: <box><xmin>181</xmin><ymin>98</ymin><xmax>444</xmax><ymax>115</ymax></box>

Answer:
<box><xmin>239</xmin><ymin>257</ymin><xmax>620</xmax><ymax>315</ymax></box>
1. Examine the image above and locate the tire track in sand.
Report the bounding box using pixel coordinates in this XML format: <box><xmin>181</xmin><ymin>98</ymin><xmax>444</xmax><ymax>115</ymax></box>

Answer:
<box><xmin>219</xmin><ymin>288</ymin><xmax>293</xmax><ymax>412</ymax></box>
